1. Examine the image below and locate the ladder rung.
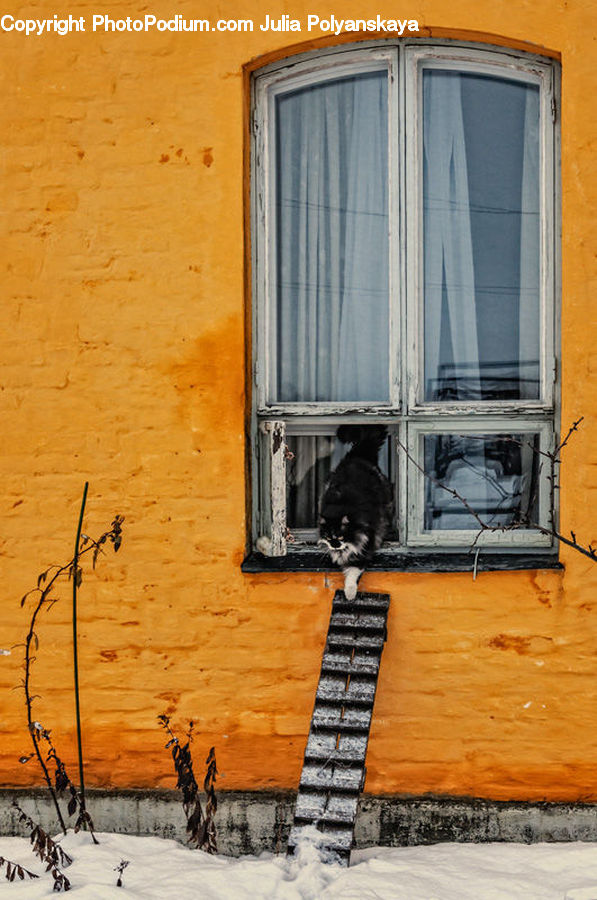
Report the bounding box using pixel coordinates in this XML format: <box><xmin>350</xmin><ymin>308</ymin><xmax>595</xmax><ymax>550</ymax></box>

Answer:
<box><xmin>305</xmin><ymin>732</ymin><xmax>369</xmax><ymax>765</ymax></box>
<box><xmin>299</xmin><ymin>762</ymin><xmax>364</xmax><ymax>792</ymax></box>
<box><xmin>311</xmin><ymin>703</ymin><xmax>372</xmax><ymax>732</ymax></box>
<box><xmin>316</xmin><ymin>674</ymin><xmax>377</xmax><ymax>705</ymax></box>
<box><xmin>293</xmin><ymin>791</ymin><xmax>359</xmax><ymax>825</ymax></box>
<box><xmin>332</xmin><ymin>591</ymin><xmax>390</xmax><ymax>611</ymax></box>
<box><xmin>321</xmin><ymin>650</ymin><xmax>380</xmax><ymax>676</ymax></box>
<box><xmin>329</xmin><ymin>611</ymin><xmax>387</xmax><ymax>631</ymax></box>
<box><xmin>325</xmin><ymin>630</ymin><xmax>386</xmax><ymax>651</ymax></box>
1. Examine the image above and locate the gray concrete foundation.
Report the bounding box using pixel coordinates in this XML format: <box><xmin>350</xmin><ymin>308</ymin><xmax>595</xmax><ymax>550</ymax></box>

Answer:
<box><xmin>2</xmin><ymin>789</ymin><xmax>597</xmax><ymax>856</ymax></box>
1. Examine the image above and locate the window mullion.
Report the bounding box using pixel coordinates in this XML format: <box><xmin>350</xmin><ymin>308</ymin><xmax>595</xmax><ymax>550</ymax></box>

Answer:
<box><xmin>258</xmin><ymin>420</ymin><xmax>287</xmax><ymax>556</ymax></box>
<box><xmin>403</xmin><ymin>44</ymin><xmax>421</xmax><ymax>414</ymax></box>
<box><xmin>388</xmin><ymin>46</ymin><xmax>402</xmax><ymax>410</ymax></box>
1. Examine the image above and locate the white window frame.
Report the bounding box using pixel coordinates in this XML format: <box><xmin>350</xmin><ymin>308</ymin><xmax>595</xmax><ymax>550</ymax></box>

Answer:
<box><xmin>283</xmin><ymin>419</ymin><xmax>401</xmax><ymax>545</ymax></box>
<box><xmin>404</xmin><ymin>45</ymin><xmax>558</xmax><ymax>415</ymax></box>
<box><xmin>253</xmin><ymin>46</ymin><xmax>401</xmax><ymax>415</ymax></box>
<box><xmin>406</xmin><ymin>418</ymin><xmax>554</xmax><ymax>547</ymax></box>
<box><xmin>250</xmin><ymin>39</ymin><xmax>560</xmax><ymax>561</ymax></box>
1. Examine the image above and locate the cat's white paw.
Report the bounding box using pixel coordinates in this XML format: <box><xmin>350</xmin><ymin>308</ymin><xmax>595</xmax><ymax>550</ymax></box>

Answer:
<box><xmin>256</xmin><ymin>535</ymin><xmax>273</xmax><ymax>556</ymax></box>
<box><xmin>344</xmin><ymin>581</ymin><xmax>357</xmax><ymax>600</ymax></box>
<box><xmin>343</xmin><ymin>566</ymin><xmax>363</xmax><ymax>601</ymax></box>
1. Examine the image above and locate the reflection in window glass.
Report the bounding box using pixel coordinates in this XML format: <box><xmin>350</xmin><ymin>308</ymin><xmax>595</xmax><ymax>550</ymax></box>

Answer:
<box><xmin>286</xmin><ymin>433</ymin><xmax>391</xmax><ymax>530</ymax></box>
<box><xmin>423</xmin><ymin>71</ymin><xmax>540</xmax><ymax>402</ymax></box>
<box><xmin>274</xmin><ymin>71</ymin><xmax>390</xmax><ymax>403</ymax></box>
<box><xmin>424</xmin><ymin>433</ymin><xmax>540</xmax><ymax>530</ymax></box>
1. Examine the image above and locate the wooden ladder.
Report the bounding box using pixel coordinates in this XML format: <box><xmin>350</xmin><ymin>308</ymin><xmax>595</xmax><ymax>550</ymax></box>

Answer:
<box><xmin>287</xmin><ymin>590</ymin><xmax>390</xmax><ymax>865</ymax></box>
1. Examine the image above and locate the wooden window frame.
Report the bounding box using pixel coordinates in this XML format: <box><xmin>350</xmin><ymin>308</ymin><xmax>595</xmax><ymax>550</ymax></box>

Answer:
<box><xmin>248</xmin><ymin>39</ymin><xmax>561</xmax><ymax>568</ymax></box>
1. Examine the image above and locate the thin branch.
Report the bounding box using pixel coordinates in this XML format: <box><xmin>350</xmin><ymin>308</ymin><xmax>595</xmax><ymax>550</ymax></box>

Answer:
<box><xmin>397</xmin><ymin>420</ymin><xmax>597</xmax><ymax>565</ymax></box>
<box><xmin>396</xmin><ymin>438</ymin><xmax>488</xmax><ymax>531</ymax></box>
<box><xmin>535</xmin><ymin>525</ymin><xmax>597</xmax><ymax>562</ymax></box>
<box><xmin>555</xmin><ymin>416</ymin><xmax>584</xmax><ymax>455</ymax></box>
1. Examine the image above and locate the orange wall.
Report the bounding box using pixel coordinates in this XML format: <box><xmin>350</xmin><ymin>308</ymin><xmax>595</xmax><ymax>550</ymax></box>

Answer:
<box><xmin>1</xmin><ymin>0</ymin><xmax>597</xmax><ymax>803</ymax></box>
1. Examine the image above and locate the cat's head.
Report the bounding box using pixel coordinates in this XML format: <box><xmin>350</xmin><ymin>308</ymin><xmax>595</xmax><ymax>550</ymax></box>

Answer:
<box><xmin>318</xmin><ymin>511</ymin><xmax>367</xmax><ymax>566</ymax></box>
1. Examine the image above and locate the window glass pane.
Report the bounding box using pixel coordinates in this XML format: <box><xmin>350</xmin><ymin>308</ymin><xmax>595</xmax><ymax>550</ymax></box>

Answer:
<box><xmin>423</xmin><ymin>70</ymin><xmax>540</xmax><ymax>401</ymax></box>
<box><xmin>286</xmin><ymin>433</ymin><xmax>391</xmax><ymax>531</ymax></box>
<box><xmin>423</xmin><ymin>433</ymin><xmax>540</xmax><ymax>530</ymax></box>
<box><xmin>273</xmin><ymin>71</ymin><xmax>390</xmax><ymax>403</ymax></box>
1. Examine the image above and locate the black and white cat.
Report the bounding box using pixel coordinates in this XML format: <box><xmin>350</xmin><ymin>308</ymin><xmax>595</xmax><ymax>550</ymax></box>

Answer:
<box><xmin>318</xmin><ymin>425</ymin><xmax>393</xmax><ymax>600</ymax></box>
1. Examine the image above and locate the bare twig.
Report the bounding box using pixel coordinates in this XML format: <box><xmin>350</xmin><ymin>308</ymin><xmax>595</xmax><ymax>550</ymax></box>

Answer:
<box><xmin>555</xmin><ymin>416</ymin><xmax>584</xmax><ymax>455</ymax></box>
<box><xmin>536</xmin><ymin>525</ymin><xmax>597</xmax><ymax>562</ymax></box>
<box><xmin>397</xmin><ymin>419</ymin><xmax>597</xmax><ymax>563</ymax></box>
<box><xmin>396</xmin><ymin>438</ymin><xmax>488</xmax><ymax>531</ymax></box>
<box><xmin>114</xmin><ymin>860</ymin><xmax>129</xmax><ymax>888</ymax></box>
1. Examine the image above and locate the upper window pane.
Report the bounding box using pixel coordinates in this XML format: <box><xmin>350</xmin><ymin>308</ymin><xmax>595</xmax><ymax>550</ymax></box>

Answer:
<box><xmin>423</xmin><ymin>70</ymin><xmax>541</xmax><ymax>402</ymax></box>
<box><xmin>272</xmin><ymin>71</ymin><xmax>390</xmax><ymax>404</ymax></box>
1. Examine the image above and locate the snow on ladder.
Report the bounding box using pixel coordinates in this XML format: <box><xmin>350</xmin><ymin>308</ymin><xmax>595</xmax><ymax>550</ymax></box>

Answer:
<box><xmin>287</xmin><ymin>589</ymin><xmax>390</xmax><ymax>866</ymax></box>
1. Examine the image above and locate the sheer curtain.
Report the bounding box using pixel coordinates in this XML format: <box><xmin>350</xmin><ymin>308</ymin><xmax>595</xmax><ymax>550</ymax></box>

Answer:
<box><xmin>422</xmin><ymin>70</ymin><xmax>541</xmax><ymax>528</ymax></box>
<box><xmin>423</xmin><ymin>70</ymin><xmax>541</xmax><ymax>403</ymax></box>
<box><xmin>423</xmin><ymin>70</ymin><xmax>480</xmax><ymax>403</ymax></box>
<box><xmin>274</xmin><ymin>71</ymin><xmax>389</xmax><ymax>404</ymax></box>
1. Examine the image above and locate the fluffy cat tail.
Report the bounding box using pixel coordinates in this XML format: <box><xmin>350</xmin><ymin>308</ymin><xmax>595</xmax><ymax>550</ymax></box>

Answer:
<box><xmin>337</xmin><ymin>424</ymin><xmax>388</xmax><ymax>465</ymax></box>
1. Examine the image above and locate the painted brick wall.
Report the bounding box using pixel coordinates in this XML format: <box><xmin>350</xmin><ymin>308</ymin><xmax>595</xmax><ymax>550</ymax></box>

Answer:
<box><xmin>1</xmin><ymin>0</ymin><xmax>597</xmax><ymax>803</ymax></box>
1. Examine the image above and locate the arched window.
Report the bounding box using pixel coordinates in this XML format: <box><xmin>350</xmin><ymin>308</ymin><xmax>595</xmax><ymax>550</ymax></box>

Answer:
<box><xmin>248</xmin><ymin>40</ymin><xmax>559</xmax><ymax>570</ymax></box>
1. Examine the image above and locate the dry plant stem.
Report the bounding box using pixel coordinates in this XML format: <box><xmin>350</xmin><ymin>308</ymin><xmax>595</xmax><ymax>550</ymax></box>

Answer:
<box><xmin>12</xmin><ymin>802</ymin><xmax>72</xmax><ymax>891</ymax></box>
<box><xmin>204</xmin><ymin>747</ymin><xmax>218</xmax><ymax>854</ymax></box>
<box><xmin>39</xmin><ymin>730</ymin><xmax>99</xmax><ymax>844</ymax></box>
<box><xmin>72</xmin><ymin>482</ymin><xmax>88</xmax><ymax>820</ymax></box>
<box><xmin>22</xmin><ymin>517</ymin><xmax>123</xmax><ymax>836</ymax></box>
<box><xmin>537</xmin><ymin>524</ymin><xmax>597</xmax><ymax>561</ymax></box>
<box><xmin>24</xmin><ymin>571</ymin><xmax>69</xmax><ymax>834</ymax></box>
<box><xmin>114</xmin><ymin>860</ymin><xmax>129</xmax><ymax>888</ymax></box>
<box><xmin>13</xmin><ymin>802</ymin><xmax>73</xmax><ymax>869</ymax></box>
<box><xmin>0</xmin><ymin>856</ymin><xmax>39</xmax><ymax>883</ymax></box>
<box><xmin>158</xmin><ymin>715</ymin><xmax>217</xmax><ymax>853</ymax></box>
<box><xmin>555</xmin><ymin>416</ymin><xmax>584</xmax><ymax>454</ymax></box>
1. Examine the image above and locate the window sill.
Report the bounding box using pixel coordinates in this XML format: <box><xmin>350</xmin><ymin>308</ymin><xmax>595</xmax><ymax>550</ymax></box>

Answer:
<box><xmin>241</xmin><ymin>548</ymin><xmax>562</xmax><ymax>574</ymax></box>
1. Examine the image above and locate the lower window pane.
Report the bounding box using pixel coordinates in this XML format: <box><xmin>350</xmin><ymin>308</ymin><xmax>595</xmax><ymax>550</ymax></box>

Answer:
<box><xmin>423</xmin><ymin>433</ymin><xmax>540</xmax><ymax>531</ymax></box>
<box><xmin>286</xmin><ymin>432</ymin><xmax>392</xmax><ymax>532</ymax></box>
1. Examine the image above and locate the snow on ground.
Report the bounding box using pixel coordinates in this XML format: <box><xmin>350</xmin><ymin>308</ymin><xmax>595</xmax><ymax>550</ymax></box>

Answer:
<box><xmin>2</xmin><ymin>827</ymin><xmax>597</xmax><ymax>899</ymax></box>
